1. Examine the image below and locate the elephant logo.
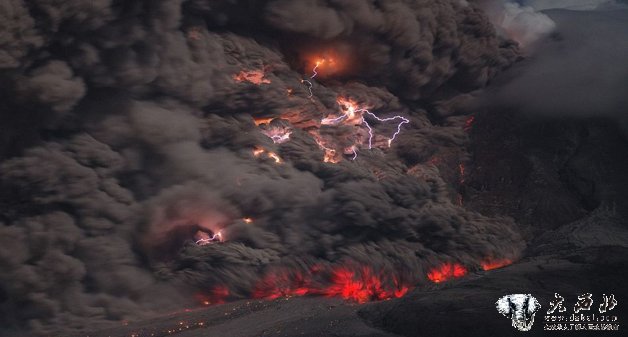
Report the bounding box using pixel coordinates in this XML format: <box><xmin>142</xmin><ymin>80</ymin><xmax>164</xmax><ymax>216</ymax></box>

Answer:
<box><xmin>496</xmin><ymin>294</ymin><xmax>541</xmax><ymax>331</ymax></box>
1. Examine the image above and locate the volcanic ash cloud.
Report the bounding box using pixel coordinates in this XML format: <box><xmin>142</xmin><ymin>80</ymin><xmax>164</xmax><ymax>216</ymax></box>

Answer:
<box><xmin>0</xmin><ymin>0</ymin><xmax>524</xmax><ymax>335</ymax></box>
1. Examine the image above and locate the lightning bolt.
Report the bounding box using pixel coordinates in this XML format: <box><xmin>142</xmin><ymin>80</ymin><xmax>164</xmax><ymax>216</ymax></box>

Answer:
<box><xmin>302</xmin><ymin>61</ymin><xmax>322</xmax><ymax>98</ymax></box>
<box><xmin>321</xmin><ymin>104</ymin><xmax>409</xmax><ymax>154</ymax></box>
<box><xmin>296</xmin><ymin>59</ymin><xmax>411</xmax><ymax>162</ymax></box>
<box><xmin>361</xmin><ymin>111</ymin><xmax>410</xmax><ymax>149</ymax></box>
<box><xmin>195</xmin><ymin>230</ymin><xmax>223</xmax><ymax>245</ymax></box>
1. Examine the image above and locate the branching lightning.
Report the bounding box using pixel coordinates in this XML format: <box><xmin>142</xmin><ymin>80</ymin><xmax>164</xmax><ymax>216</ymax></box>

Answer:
<box><xmin>301</xmin><ymin>60</ymin><xmax>322</xmax><ymax>98</ymax></box>
<box><xmin>362</xmin><ymin>111</ymin><xmax>410</xmax><ymax>149</ymax></box>
<box><xmin>252</xmin><ymin>56</ymin><xmax>410</xmax><ymax>162</ymax></box>
<box><xmin>322</xmin><ymin>98</ymin><xmax>409</xmax><ymax>157</ymax></box>
<box><xmin>195</xmin><ymin>230</ymin><xmax>223</xmax><ymax>245</ymax></box>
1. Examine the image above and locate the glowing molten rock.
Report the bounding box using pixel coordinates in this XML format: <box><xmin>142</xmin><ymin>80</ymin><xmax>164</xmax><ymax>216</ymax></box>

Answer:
<box><xmin>323</xmin><ymin>267</ymin><xmax>409</xmax><ymax>303</ymax></box>
<box><xmin>251</xmin><ymin>266</ymin><xmax>410</xmax><ymax>304</ymax></box>
<box><xmin>253</xmin><ymin>146</ymin><xmax>283</xmax><ymax>164</ymax></box>
<box><xmin>427</xmin><ymin>263</ymin><xmax>468</xmax><ymax>283</ymax></box>
<box><xmin>233</xmin><ymin>69</ymin><xmax>271</xmax><ymax>85</ymax></box>
<box><xmin>481</xmin><ymin>258</ymin><xmax>513</xmax><ymax>271</ymax></box>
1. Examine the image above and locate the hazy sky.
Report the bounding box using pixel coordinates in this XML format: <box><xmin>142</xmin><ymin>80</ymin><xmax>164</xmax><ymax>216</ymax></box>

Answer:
<box><xmin>518</xmin><ymin>0</ymin><xmax>627</xmax><ymax>10</ymax></box>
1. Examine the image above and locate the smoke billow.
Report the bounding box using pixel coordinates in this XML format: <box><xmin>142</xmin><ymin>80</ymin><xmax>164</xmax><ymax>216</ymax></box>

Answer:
<box><xmin>485</xmin><ymin>7</ymin><xmax>628</xmax><ymax>134</ymax></box>
<box><xmin>0</xmin><ymin>0</ymin><xmax>527</xmax><ymax>335</ymax></box>
<box><xmin>479</xmin><ymin>0</ymin><xmax>556</xmax><ymax>47</ymax></box>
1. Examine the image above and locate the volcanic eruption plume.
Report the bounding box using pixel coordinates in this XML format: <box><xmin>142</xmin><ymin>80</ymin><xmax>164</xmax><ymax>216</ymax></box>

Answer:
<box><xmin>0</xmin><ymin>0</ymin><xmax>526</xmax><ymax>335</ymax></box>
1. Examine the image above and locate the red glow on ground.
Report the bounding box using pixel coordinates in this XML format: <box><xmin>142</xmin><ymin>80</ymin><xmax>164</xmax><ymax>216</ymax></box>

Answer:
<box><xmin>251</xmin><ymin>265</ymin><xmax>410</xmax><ymax>303</ymax></box>
<box><xmin>481</xmin><ymin>258</ymin><xmax>513</xmax><ymax>271</ymax></box>
<box><xmin>323</xmin><ymin>267</ymin><xmax>409</xmax><ymax>303</ymax></box>
<box><xmin>197</xmin><ymin>262</ymin><xmax>472</xmax><ymax>306</ymax></box>
<box><xmin>233</xmin><ymin>69</ymin><xmax>271</xmax><ymax>85</ymax></box>
<box><xmin>252</xmin><ymin>270</ymin><xmax>313</xmax><ymax>300</ymax></box>
<box><xmin>197</xmin><ymin>285</ymin><xmax>230</xmax><ymax>305</ymax></box>
<box><xmin>427</xmin><ymin>263</ymin><xmax>468</xmax><ymax>283</ymax></box>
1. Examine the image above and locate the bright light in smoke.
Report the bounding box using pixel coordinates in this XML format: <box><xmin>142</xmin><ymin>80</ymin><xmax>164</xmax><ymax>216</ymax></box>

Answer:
<box><xmin>253</xmin><ymin>117</ymin><xmax>274</xmax><ymax>126</ymax></box>
<box><xmin>195</xmin><ymin>230</ymin><xmax>223</xmax><ymax>246</ymax></box>
<box><xmin>481</xmin><ymin>258</ymin><xmax>513</xmax><ymax>271</ymax></box>
<box><xmin>301</xmin><ymin>58</ymin><xmax>327</xmax><ymax>98</ymax></box>
<box><xmin>253</xmin><ymin>146</ymin><xmax>283</xmax><ymax>164</ymax></box>
<box><xmin>319</xmin><ymin>97</ymin><xmax>410</xmax><ymax>159</ymax></box>
<box><xmin>233</xmin><ymin>69</ymin><xmax>271</xmax><ymax>85</ymax></box>
<box><xmin>257</xmin><ymin>119</ymin><xmax>293</xmax><ymax>144</ymax></box>
<box><xmin>427</xmin><ymin>262</ymin><xmax>467</xmax><ymax>283</ymax></box>
<box><xmin>251</xmin><ymin>52</ymin><xmax>410</xmax><ymax>163</ymax></box>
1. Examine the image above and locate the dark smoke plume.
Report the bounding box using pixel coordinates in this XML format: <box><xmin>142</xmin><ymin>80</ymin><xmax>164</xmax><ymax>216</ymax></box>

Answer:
<box><xmin>0</xmin><ymin>0</ymin><xmax>525</xmax><ymax>335</ymax></box>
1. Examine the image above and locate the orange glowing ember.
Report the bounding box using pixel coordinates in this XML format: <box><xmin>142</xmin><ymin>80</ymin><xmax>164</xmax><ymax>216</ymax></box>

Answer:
<box><xmin>233</xmin><ymin>69</ymin><xmax>271</xmax><ymax>85</ymax></box>
<box><xmin>481</xmin><ymin>258</ymin><xmax>513</xmax><ymax>271</ymax></box>
<box><xmin>252</xmin><ymin>146</ymin><xmax>282</xmax><ymax>164</ymax></box>
<box><xmin>243</xmin><ymin>217</ymin><xmax>253</xmax><ymax>224</ymax></box>
<box><xmin>267</xmin><ymin>152</ymin><xmax>282</xmax><ymax>164</ymax></box>
<box><xmin>427</xmin><ymin>263</ymin><xmax>467</xmax><ymax>283</ymax></box>
<box><xmin>304</xmin><ymin>51</ymin><xmax>346</xmax><ymax>78</ymax></box>
<box><xmin>313</xmin><ymin>137</ymin><xmax>341</xmax><ymax>163</ymax></box>
<box><xmin>253</xmin><ymin>117</ymin><xmax>275</xmax><ymax>126</ymax></box>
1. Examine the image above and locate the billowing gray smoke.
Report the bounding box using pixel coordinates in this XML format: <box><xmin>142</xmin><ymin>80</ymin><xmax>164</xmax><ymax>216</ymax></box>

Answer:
<box><xmin>0</xmin><ymin>0</ymin><xmax>524</xmax><ymax>335</ymax></box>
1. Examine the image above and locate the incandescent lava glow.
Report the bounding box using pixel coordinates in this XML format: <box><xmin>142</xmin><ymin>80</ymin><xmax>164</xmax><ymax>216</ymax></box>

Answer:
<box><xmin>252</xmin><ymin>270</ymin><xmax>312</xmax><ymax>300</ymax></box>
<box><xmin>233</xmin><ymin>69</ymin><xmax>271</xmax><ymax>85</ymax></box>
<box><xmin>194</xmin><ymin>230</ymin><xmax>223</xmax><ymax>246</ymax></box>
<box><xmin>252</xmin><ymin>146</ymin><xmax>283</xmax><ymax>164</ymax></box>
<box><xmin>481</xmin><ymin>258</ymin><xmax>513</xmax><ymax>271</ymax></box>
<box><xmin>251</xmin><ymin>265</ymin><xmax>411</xmax><ymax>304</ymax></box>
<box><xmin>196</xmin><ymin>285</ymin><xmax>230</xmax><ymax>305</ymax></box>
<box><xmin>253</xmin><ymin>117</ymin><xmax>275</xmax><ymax>126</ymax></box>
<box><xmin>323</xmin><ymin>267</ymin><xmax>409</xmax><ymax>303</ymax></box>
<box><xmin>427</xmin><ymin>263</ymin><xmax>468</xmax><ymax>283</ymax></box>
<box><xmin>243</xmin><ymin>217</ymin><xmax>253</xmax><ymax>224</ymax></box>
<box><xmin>313</xmin><ymin>135</ymin><xmax>341</xmax><ymax>163</ymax></box>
